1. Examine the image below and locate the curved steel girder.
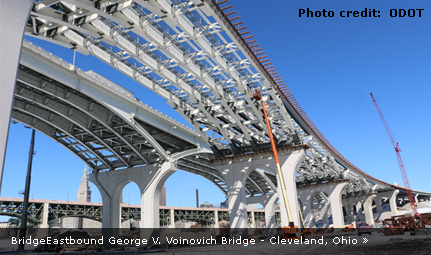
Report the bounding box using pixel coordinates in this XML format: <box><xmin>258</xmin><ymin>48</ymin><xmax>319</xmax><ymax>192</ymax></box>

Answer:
<box><xmin>178</xmin><ymin>154</ymin><xmax>277</xmax><ymax>197</ymax></box>
<box><xmin>12</xmin><ymin>99</ymin><xmax>112</xmax><ymax>168</ymax></box>
<box><xmin>30</xmin><ymin>1</ymin><xmax>255</xmax><ymax>157</ymax></box>
<box><xmin>176</xmin><ymin>161</ymin><xmax>227</xmax><ymax>195</ymax></box>
<box><xmin>26</xmin><ymin>0</ymin><xmax>393</xmax><ymax>191</ymax></box>
<box><xmin>18</xmin><ymin>60</ymin><xmax>168</xmax><ymax>165</ymax></box>
<box><xmin>16</xmin><ymin>69</ymin><xmax>150</xmax><ymax>165</ymax></box>
<box><xmin>129</xmin><ymin>116</ymin><xmax>170</xmax><ymax>162</ymax></box>
<box><xmin>15</xmin><ymin>82</ymin><xmax>131</xmax><ymax>168</ymax></box>
<box><xmin>245</xmin><ymin>175</ymin><xmax>264</xmax><ymax>195</ymax></box>
<box><xmin>27</xmin><ymin>0</ymin><xmax>272</xmax><ymax>153</ymax></box>
<box><xmin>179</xmin><ymin>156</ymin><xmax>223</xmax><ymax>179</ymax></box>
<box><xmin>249</xmin><ymin>169</ymin><xmax>277</xmax><ymax>193</ymax></box>
<box><xmin>11</xmin><ymin>110</ymin><xmax>100</xmax><ymax>170</ymax></box>
<box><xmin>171</xmin><ymin>147</ymin><xmax>212</xmax><ymax>163</ymax></box>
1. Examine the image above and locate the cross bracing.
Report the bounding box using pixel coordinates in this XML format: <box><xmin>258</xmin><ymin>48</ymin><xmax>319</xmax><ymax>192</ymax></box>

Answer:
<box><xmin>14</xmin><ymin>64</ymin><xmax>197</xmax><ymax>171</ymax></box>
<box><xmin>22</xmin><ymin>0</ymin><xmax>395</xmax><ymax>196</ymax></box>
<box><xmin>16</xmin><ymin>40</ymin><xmax>280</xmax><ymax>198</ymax></box>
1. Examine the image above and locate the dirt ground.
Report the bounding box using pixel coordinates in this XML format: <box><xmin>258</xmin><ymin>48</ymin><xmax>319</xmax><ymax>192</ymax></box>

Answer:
<box><xmin>297</xmin><ymin>238</ymin><xmax>431</xmax><ymax>255</ymax></box>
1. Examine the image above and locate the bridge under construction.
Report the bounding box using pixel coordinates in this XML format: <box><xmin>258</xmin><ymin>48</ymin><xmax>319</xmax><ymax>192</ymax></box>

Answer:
<box><xmin>1</xmin><ymin>0</ymin><xmax>430</xmax><ymax>243</ymax></box>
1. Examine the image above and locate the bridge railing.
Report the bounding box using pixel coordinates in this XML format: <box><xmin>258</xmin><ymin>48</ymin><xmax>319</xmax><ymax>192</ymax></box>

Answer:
<box><xmin>23</xmin><ymin>39</ymin><xmax>73</xmax><ymax>71</ymax></box>
<box><xmin>206</xmin><ymin>0</ymin><xmax>390</xmax><ymax>186</ymax></box>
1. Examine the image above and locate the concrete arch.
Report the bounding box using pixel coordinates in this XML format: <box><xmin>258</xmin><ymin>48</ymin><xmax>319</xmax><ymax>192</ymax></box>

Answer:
<box><xmin>141</xmin><ymin>165</ymin><xmax>175</xmax><ymax>228</ymax></box>
<box><xmin>213</xmin><ymin>146</ymin><xmax>307</xmax><ymax>231</ymax></box>
<box><xmin>298</xmin><ymin>180</ymin><xmax>348</xmax><ymax>227</ymax></box>
<box><xmin>310</xmin><ymin>191</ymin><xmax>330</xmax><ymax>227</ymax></box>
<box><xmin>0</xmin><ymin>0</ymin><xmax>34</xmax><ymax>192</ymax></box>
<box><xmin>113</xmin><ymin>179</ymin><xmax>139</xmax><ymax>208</ymax></box>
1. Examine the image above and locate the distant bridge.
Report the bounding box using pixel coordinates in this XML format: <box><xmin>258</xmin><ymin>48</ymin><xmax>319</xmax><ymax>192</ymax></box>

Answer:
<box><xmin>0</xmin><ymin>197</ymin><xmax>271</xmax><ymax>228</ymax></box>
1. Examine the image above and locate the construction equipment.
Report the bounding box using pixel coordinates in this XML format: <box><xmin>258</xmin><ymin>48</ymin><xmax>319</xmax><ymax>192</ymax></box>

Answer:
<box><xmin>383</xmin><ymin>226</ymin><xmax>404</xmax><ymax>236</ymax></box>
<box><xmin>382</xmin><ymin>213</ymin><xmax>431</xmax><ymax>230</ymax></box>
<box><xmin>370</xmin><ymin>93</ymin><xmax>419</xmax><ymax>217</ymax></box>
<box><xmin>253</xmin><ymin>90</ymin><xmax>299</xmax><ymax>238</ymax></box>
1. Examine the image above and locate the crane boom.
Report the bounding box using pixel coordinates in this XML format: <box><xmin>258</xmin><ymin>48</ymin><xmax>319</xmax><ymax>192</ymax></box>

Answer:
<box><xmin>370</xmin><ymin>93</ymin><xmax>419</xmax><ymax>217</ymax></box>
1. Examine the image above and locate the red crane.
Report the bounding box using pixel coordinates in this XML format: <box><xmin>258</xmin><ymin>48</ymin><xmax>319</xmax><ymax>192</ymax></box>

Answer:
<box><xmin>370</xmin><ymin>93</ymin><xmax>419</xmax><ymax>217</ymax></box>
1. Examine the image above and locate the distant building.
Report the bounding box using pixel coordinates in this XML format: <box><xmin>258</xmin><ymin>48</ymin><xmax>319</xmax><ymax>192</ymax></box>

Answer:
<box><xmin>130</xmin><ymin>220</ymin><xmax>140</xmax><ymax>229</ymax></box>
<box><xmin>200</xmin><ymin>201</ymin><xmax>213</xmax><ymax>208</ymax></box>
<box><xmin>220</xmin><ymin>199</ymin><xmax>228</xmax><ymax>208</ymax></box>
<box><xmin>219</xmin><ymin>199</ymin><xmax>258</xmax><ymax>209</ymax></box>
<box><xmin>53</xmin><ymin>166</ymin><xmax>167</xmax><ymax>229</ymax></box>
<box><xmin>52</xmin><ymin>166</ymin><xmax>100</xmax><ymax>228</ymax></box>
<box><xmin>247</xmin><ymin>203</ymin><xmax>258</xmax><ymax>210</ymax></box>
<box><xmin>175</xmin><ymin>220</ymin><xmax>198</xmax><ymax>228</ymax></box>
<box><xmin>77</xmin><ymin>166</ymin><xmax>91</xmax><ymax>202</ymax></box>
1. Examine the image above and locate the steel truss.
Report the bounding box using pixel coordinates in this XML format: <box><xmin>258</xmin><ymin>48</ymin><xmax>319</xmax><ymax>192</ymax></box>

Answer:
<box><xmin>20</xmin><ymin>0</ymin><xmax>394</xmax><ymax>196</ymax></box>
<box><xmin>16</xmin><ymin>40</ymin><xmax>280</xmax><ymax>197</ymax></box>
<box><xmin>0</xmin><ymin>199</ymin><xmax>274</xmax><ymax>228</ymax></box>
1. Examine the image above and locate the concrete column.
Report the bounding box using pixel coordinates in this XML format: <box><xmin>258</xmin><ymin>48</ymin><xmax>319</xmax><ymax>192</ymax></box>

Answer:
<box><xmin>378</xmin><ymin>189</ymin><xmax>399</xmax><ymax>213</ymax></box>
<box><xmin>139</xmin><ymin>162</ymin><xmax>175</xmax><ymax>243</ymax></box>
<box><xmin>169</xmin><ymin>209</ymin><xmax>175</xmax><ymax>228</ymax></box>
<box><xmin>0</xmin><ymin>0</ymin><xmax>34</xmax><ymax>194</ymax></box>
<box><xmin>277</xmin><ymin>150</ymin><xmax>305</xmax><ymax>227</ymax></box>
<box><xmin>263</xmin><ymin>193</ymin><xmax>278</xmax><ymax>230</ymax></box>
<box><xmin>343</xmin><ymin>203</ymin><xmax>351</xmax><ymax>224</ymax></box>
<box><xmin>41</xmin><ymin>202</ymin><xmax>49</xmax><ymax>228</ymax></box>
<box><xmin>213</xmin><ymin>146</ymin><xmax>307</xmax><ymax>236</ymax></box>
<box><xmin>374</xmin><ymin>195</ymin><xmax>383</xmax><ymax>213</ymax></box>
<box><xmin>346</xmin><ymin>202</ymin><xmax>356</xmax><ymax>225</ymax></box>
<box><xmin>363</xmin><ymin>195</ymin><xmax>376</xmax><ymax>226</ymax></box>
<box><xmin>99</xmin><ymin>183</ymin><xmax>121</xmax><ymax>243</ymax></box>
<box><xmin>36</xmin><ymin>202</ymin><xmax>50</xmax><ymax>238</ymax></box>
<box><xmin>312</xmin><ymin>203</ymin><xmax>323</xmax><ymax>227</ymax></box>
<box><xmin>320</xmin><ymin>201</ymin><xmax>330</xmax><ymax>227</ymax></box>
<box><xmin>355</xmin><ymin>201</ymin><xmax>363</xmax><ymax>222</ymax></box>
<box><xmin>246</xmin><ymin>193</ymin><xmax>278</xmax><ymax>230</ymax></box>
<box><xmin>119</xmin><ymin>205</ymin><xmax>124</xmax><ymax>229</ymax></box>
<box><xmin>223</xmin><ymin>168</ymin><xmax>248</xmax><ymax>235</ymax></box>
<box><xmin>250</xmin><ymin>211</ymin><xmax>256</xmax><ymax>236</ymax></box>
<box><xmin>328</xmin><ymin>182</ymin><xmax>348</xmax><ymax>227</ymax></box>
<box><xmin>214</xmin><ymin>210</ymin><xmax>220</xmax><ymax>235</ymax></box>
<box><xmin>389</xmin><ymin>190</ymin><xmax>400</xmax><ymax>213</ymax></box>
<box><xmin>297</xmin><ymin>188</ymin><xmax>315</xmax><ymax>228</ymax></box>
<box><xmin>342</xmin><ymin>197</ymin><xmax>362</xmax><ymax>227</ymax></box>
<box><xmin>251</xmin><ymin>211</ymin><xmax>256</xmax><ymax>227</ymax></box>
<box><xmin>89</xmin><ymin>162</ymin><xmax>176</xmax><ymax>246</ymax></box>
<box><xmin>297</xmin><ymin>181</ymin><xmax>348</xmax><ymax>227</ymax></box>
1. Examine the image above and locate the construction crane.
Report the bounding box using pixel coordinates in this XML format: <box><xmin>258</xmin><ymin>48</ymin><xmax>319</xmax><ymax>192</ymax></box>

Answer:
<box><xmin>253</xmin><ymin>90</ymin><xmax>295</xmax><ymax>228</ymax></box>
<box><xmin>370</xmin><ymin>93</ymin><xmax>419</xmax><ymax>217</ymax></box>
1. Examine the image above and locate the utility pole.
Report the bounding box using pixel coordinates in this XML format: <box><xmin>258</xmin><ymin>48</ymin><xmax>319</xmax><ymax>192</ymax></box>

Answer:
<box><xmin>18</xmin><ymin>129</ymin><xmax>36</xmax><ymax>250</ymax></box>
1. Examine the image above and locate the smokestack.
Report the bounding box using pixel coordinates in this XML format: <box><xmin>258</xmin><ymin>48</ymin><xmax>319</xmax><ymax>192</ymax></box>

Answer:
<box><xmin>196</xmin><ymin>189</ymin><xmax>199</xmax><ymax>208</ymax></box>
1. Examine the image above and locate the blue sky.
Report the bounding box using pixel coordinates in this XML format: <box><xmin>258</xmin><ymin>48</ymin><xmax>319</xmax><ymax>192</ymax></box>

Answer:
<box><xmin>2</xmin><ymin>0</ymin><xmax>431</xmax><ymax>221</ymax></box>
